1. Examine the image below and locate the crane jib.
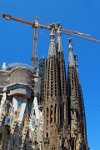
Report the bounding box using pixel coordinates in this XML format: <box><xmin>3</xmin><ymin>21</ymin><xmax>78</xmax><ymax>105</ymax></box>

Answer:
<box><xmin>2</xmin><ymin>13</ymin><xmax>100</xmax><ymax>43</ymax></box>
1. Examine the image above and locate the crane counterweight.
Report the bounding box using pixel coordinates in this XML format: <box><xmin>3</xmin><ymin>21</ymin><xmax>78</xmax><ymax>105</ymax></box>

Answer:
<box><xmin>2</xmin><ymin>14</ymin><xmax>11</xmax><ymax>20</ymax></box>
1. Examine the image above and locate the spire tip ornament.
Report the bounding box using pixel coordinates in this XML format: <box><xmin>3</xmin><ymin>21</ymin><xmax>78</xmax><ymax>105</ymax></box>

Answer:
<box><xmin>68</xmin><ymin>38</ymin><xmax>73</xmax><ymax>50</ymax></box>
<box><xmin>68</xmin><ymin>38</ymin><xmax>75</xmax><ymax>67</ymax></box>
<box><xmin>48</xmin><ymin>25</ymin><xmax>56</xmax><ymax>56</ymax></box>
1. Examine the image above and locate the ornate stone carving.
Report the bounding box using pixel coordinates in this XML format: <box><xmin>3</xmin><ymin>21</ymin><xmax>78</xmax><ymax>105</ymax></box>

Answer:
<box><xmin>76</xmin><ymin>133</ymin><xmax>83</xmax><ymax>150</ymax></box>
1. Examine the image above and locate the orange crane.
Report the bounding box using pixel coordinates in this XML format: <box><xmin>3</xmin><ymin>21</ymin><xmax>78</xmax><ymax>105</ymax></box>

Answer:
<box><xmin>2</xmin><ymin>13</ymin><xmax>100</xmax><ymax>70</ymax></box>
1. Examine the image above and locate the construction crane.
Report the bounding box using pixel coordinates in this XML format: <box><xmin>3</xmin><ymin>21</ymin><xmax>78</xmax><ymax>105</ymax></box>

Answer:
<box><xmin>2</xmin><ymin>13</ymin><xmax>100</xmax><ymax>70</ymax></box>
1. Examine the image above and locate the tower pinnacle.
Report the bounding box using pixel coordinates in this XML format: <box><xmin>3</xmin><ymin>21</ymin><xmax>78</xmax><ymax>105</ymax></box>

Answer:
<box><xmin>68</xmin><ymin>38</ymin><xmax>75</xmax><ymax>67</ymax></box>
<box><xmin>57</xmin><ymin>23</ymin><xmax>63</xmax><ymax>52</ymax></box>
<box><xmin>48</xmin><ymin>25</ymin><xmax>56</xmax><ymax>57</ymax></box>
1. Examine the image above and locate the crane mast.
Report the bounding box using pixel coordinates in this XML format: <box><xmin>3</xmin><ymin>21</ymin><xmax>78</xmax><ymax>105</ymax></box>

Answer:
<box><xmin>32</xmin><ymin>18</ymin><xmax>39</xmax><ymax>72</ymax></box>
<box><xmin>32</xmin><ymin>27</ymin><xmax>38</xmax><ymax>71</ymax></box>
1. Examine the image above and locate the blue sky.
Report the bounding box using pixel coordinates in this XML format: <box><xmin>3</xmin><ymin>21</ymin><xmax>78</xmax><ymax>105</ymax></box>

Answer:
<box><xmin>0</xmin><ymin>0</ymin><xmax>100</xmax><ymax>149</ymax></box>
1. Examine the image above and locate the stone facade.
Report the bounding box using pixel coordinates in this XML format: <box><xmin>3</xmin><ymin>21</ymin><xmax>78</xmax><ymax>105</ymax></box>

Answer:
<box><xmin>0</xmin><ymin>65</ymin><xmax>43</xmax><ymax>150</ymax></box>
<box><xmin>0</xmin><ymin>26</ymin><xmax>89</xmax><ymax>150</ymax></box>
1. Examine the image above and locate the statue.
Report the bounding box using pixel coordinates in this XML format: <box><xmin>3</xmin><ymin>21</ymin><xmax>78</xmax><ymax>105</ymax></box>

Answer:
<box><xmin>76</xmin><ymin>133</ymin><xmax>82</xmax><ymax>150</ymax></box>
<box><xmin>71</xmin><ymin>110</ymin><xmax>79</xmax><ymax>137</ymax></box>
<box><xmin>64</xmin><ymin>138</ymin><xmax>70</xmax><ymax>149</ymax></box>
<box><xmin>52</xmin><ymin>144</ymin><xmax>55</xmax><ymax>150</ymax></box>
<box><xmin>59</xmin><ymin>137</ymin><xmax>64</xmax><ymax>150</ymax></box>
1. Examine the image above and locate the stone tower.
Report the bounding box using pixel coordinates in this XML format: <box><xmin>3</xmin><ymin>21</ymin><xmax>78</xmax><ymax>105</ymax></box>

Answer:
<box><xmin>66</xmin><ymin>39</ymin><xmax>89</xmax><ymax>150</ymax></box>
<box><xmin>56</xmin><ymin>24</ymin><xmax>68</xmax><ymax>127</ymax></box>
<box><xmin>43</xmin><ymin>27</ymin><xmax>89</xmax><ymax>149</ymax></box>
<box><xmin>43</xmin><ymin>25</ymin><xmax>69</xmax><ymax>150</ymax></box>
<box><xmin>43</xmin><ymin>27</ymin><xmax>60</xmax><ymax>150</ymax></box>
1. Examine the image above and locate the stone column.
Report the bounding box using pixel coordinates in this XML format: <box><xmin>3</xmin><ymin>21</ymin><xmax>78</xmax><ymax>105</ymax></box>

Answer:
<box><xmin>64</xmin><ymin>102</ymin><xmax>67</xmax><ymax>122</ymax></box>
<box><xmin>56</xmin><ymin>104</ymin><xmax>59</xmax><ymax>124</ymax></box>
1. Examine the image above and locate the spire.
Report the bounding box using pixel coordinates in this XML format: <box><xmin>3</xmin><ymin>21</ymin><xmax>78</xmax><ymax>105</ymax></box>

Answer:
<box><xmin>57</xmin><ymin>23</ymin><xmax>63</xmax><ymax>52</ymax></box>
<box><xmin>48</xmin><ymin>25</ymin><xmax>56</xmax><ymax>57</ymax></box>
<box><xmin>68</xmin><ymin>38</ymin><xmax>75</xmax><ymax>67</ymax></box>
